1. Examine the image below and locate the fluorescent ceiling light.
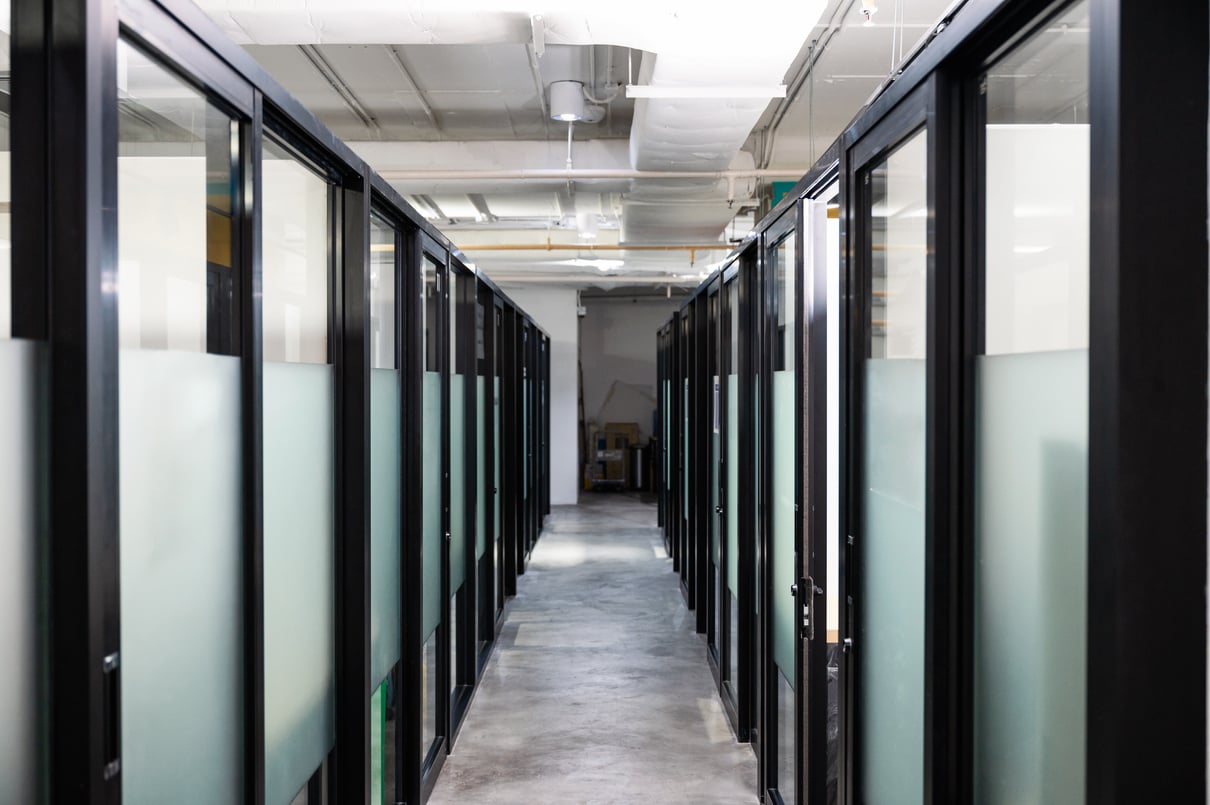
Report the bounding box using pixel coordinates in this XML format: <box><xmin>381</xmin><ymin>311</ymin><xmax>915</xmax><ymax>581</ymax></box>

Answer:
<box><xmin>625</xmin><ymin>85</ymin><xmax>787</xmax><ymax>99</ymax></box>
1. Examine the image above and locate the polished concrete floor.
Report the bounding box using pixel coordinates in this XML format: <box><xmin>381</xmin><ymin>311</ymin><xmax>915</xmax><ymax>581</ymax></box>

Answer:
<box><xmin>428</xmin><ymin>494</ymin><xmax>758</xmax><ymax>804</ymax></box>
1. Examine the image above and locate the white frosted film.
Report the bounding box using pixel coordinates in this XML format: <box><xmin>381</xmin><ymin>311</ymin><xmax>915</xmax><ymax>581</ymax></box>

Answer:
<box><xmin>371</xmin><ymin>369</ymin><xmax>401</xmax><ymax>686</ymax></box>
<box><xmin>772</xmin><ymin>371</ymin><xmax>796</xmax><ymax>681</ymax></box>
<box><xmin>860</xmin><ymin>359</ymin><xmax>925</xmax><ymax>805</ymax></box>
<box><xmin>264</xmin><ymin>361</ymin><xmax>335</xmax><ymax>805</ymax></box>
<box><xmin>726</xmin><ymin>379</ymin><xmax>738</xmax><ymax>594</ymax></box>
<box><xmin>974</xmin><ymin>350</ymin><xmax>1087</xmax><ymax>804</ymax></box>
<box><xmin>451</xmin><ymin>376</ymin><xmax>467</xmax><ymax>591</ymax></box>
<box><xmin>0</xmin><ymin>340</ymin><xmax>45</xmax><ymax>805</ymax></box>
<box><xmin>119</xmin><ymin>349</ymin><xmax>242</xmax><ymax>804</ymax></box>
<box><xmin>423</xmin><ymin>372</ymin><xmax>442</xmax><ymax>638</ymax></box>
<box><xmin>477</xmin><ymin>377</ymin><xmax>487</xmax><ymax>558</ymax></box>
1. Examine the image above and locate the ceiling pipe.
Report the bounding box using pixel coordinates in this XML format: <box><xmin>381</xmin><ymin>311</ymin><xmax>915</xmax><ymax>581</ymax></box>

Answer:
<box><xmin>488</xmin><ymin>273</ymin><xmax>704</xmax><ymax>285</ymax></box>
<box><xmin>457</xmin><ymin>242</ymin><xmax>731</xmax><ymax>252</ymax></box>
<box><xmin>381</xmin><ymin>168</ymin><xmax>804</xmax><ymax>181</ymax></box>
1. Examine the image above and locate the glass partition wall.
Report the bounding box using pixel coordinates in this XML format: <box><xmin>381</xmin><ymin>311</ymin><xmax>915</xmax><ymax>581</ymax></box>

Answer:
<box><xmin>420</xmin><ymin>247</ymin><xmax>446</xmax><ymax>783</ymax></box>
<box><xmin>972</xmin><ymin>3</ymin><xmax>1089</xmax><ymax>802</ymax></box>
<box><xmin>369</xmin><ymin>212</ymin><xmax>401</xmax><ymax>805</ymax></box>
<box><xmin>116</xmin><ymin>39</ymin><xmax>246</xmax><ymax>803</ymax></box>
<box><xmin>261</xmin><ymin>132</ymin><xmax>337</xmax><ymax>805</ymax></box>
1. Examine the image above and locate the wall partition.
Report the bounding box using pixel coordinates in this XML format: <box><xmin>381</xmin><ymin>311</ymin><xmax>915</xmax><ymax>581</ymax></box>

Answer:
<box><xmin>116</xmin><ymin>38</ymin><xmax>246</xmax><ymax>802</ymax></box>
<box><xmin>658</xmin><ymin>2</ymin><xmax>1206</xmax><ymax>805</ymax></box>
<box><xmin>260</xmin><ymin>131</ymin><xmax>338</xmax><ymax>805</ymax></box>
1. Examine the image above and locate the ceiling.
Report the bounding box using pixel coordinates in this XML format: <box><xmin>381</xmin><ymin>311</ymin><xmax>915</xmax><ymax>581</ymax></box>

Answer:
<box><xmin>198</xmin><ymin>0</ymin><xmax>959</xmax><ymax>289</ymax></box>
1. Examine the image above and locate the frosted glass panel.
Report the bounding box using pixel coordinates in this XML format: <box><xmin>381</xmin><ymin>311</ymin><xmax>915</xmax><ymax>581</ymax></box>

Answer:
<box><xmin>772</xmin><ymin>370</ymin><xmax>796</xmax><ymax>681</ymax></box>
<box><xmin>451</xmin><ymin>376</ymin><xmax>467</xmax><ymax>591</ymax></box>
<box><xmin>0</xmin><ymin>340</ymin><xmax>46</xmax><ymax>805</ymax></box>
<box><xmin>477</xmin><ymin>376</ymin><xmax>487</xmax><ymax>558</ymax></box>
<box><xmin>974</xmin><ymin>350</ymin><xmax>1087</xmax><ymax>804</ymax></box>
<box><xmin>726</xmin><ymin>378</ymin><xmax>739</xmax><ymax>595</ymax></box>
<box><xmin>860</xmin><ymin>359</ymin><xmax>925</xmax><ymax>804</ymax></box>
<box><xmin>264</xmin><ymin>361</ymin><xmax>335</xmax><ymax>805</ymax></box>
<box><xmin>422</xmin><ymin>371</ymin><xmax>442</xmax><ymax>638</ymax></box>
<box><xmin>119</xmin><ymin>349</ymin><xmax>242</xmax><ymax>804</ymax></box>
<box><xmin>371</xmin><ymin>369</ymin><xmax>401</xmax><ymax>685</ymax></box>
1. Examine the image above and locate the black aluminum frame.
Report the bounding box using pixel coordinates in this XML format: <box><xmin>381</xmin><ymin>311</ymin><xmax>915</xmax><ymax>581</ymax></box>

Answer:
<box><xmin>24</xmin><ymin>1</ymin><xmax>553</xmax><ymax>802</ymax></box>
<box><xmin>657</xmin><ymin>2</ymin><xmax>1207</xmax><ymax>804</ymax></box>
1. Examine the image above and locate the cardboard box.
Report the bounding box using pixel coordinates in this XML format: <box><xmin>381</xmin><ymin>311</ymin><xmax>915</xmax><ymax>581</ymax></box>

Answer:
<box><xmin>604</xmin><ymin>422</ymin><xmax>640</xmax><ymax>447</ymax></box>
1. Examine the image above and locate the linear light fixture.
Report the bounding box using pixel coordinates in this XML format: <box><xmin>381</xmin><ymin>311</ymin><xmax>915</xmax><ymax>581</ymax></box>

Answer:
<box><xmin>625</xmin><ymin>84</ymin><xmax>787</xmax><ymax>99</ymax></box>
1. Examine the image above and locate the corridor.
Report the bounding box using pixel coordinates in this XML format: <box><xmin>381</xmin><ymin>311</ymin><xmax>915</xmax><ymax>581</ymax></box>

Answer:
<box><xmin>428</xmin><ymin>494</ymin><xmax>758</xmax><ymax>804</ymax></box>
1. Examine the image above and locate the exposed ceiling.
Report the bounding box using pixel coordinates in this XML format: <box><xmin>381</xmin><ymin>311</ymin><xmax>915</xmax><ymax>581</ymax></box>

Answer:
<box><xmin>197</xmin><ymin>0</ymin><xmax>958</xmax><ymax>289</ymax></box>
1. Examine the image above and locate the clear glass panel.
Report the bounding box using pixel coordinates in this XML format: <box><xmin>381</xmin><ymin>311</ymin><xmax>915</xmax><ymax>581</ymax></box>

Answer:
<box><xmin>0</xmin><ymin>340</ymin><xmax>46</xmax><ymax>805</ymax></box>
<box><xmin>451</xmin><ymin>376</ymin><xmax>466</xmax><ymax>591</ymax></box>
<box><xmin>772</xmin><ymin>227</ymin><xmax>797</xmax><ymax>801</ymax></box>
<box><xmin>974</xmin><ymin>4</ymin><xmax>1089</xmax><ymax>803</ymax></box>
<box><xmin>117</xmin><ymin>41</ymin><xmax>243</xmax><ymax>803</ymax></box>
<box><xmin>118</xmin><ymin>44</ymin><xmax>235</xmax><ymax>354</ymax></box>
<box><xmin>370</xmin><ymin>216</ymin><xmax>401</xmax><ymax>686</ymax></box>
<box><xmin>772</xmin><ymin>231</ymin><xmax>797</xmax><ymax>679</ymax></box>
<box><xmin>816</xmin><ymin>187</ymin><xmax>842</xmax><ymax>805</ymax></box>
<box><xmin>262</xmin><ymin>132</ymin><xmax>334</xmax><ymax>805</ymax></box>
<box><xmin>859</xmin><ymin>128</ymin><xmax>927</xmax><ymax>805</ymax></box>
<box><xmin>263</xmin><ymin>361</ymin><xmax>335</xmax><ymax>805</ymax></box>
<box><xmin>725</xmin><ymin>275</ymin><xmax>740</xmax><ymax>695</ymax></box>
<box><xmin>421</xmin><ymin>254</ymin><xmax>443</xmax><ymax>764</ymax></box>
<box><xmin>263</xmin><ymin>138</ymin><xmax>330</xmax><ymax>364</ymax></box>
<box><xmin>0</xmin><ymin>12</ymin><xmax>12</xmax><ymax>341</ymax></box>
<box><xmin>370</xmin><ymin>216</ymin><xmax>396</xmax><ymax>370</ymax></box>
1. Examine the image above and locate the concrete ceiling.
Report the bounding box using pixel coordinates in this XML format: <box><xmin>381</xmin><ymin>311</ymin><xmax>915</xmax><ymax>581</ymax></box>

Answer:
<box><xmin>200</xmin><ymin>0</ymin><xmax>959</xmax><ymax>288</ymax></box>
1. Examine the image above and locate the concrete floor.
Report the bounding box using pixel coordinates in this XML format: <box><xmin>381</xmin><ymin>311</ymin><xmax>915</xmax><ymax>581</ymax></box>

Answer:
<box><xmin>428</xmin><ymin>494</ymin><xmax>759</xmax><ymax>805</ymax></box>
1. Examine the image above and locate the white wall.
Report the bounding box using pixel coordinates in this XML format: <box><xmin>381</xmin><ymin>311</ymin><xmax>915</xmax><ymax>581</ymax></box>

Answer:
<box><xmin>579</xmin><ymin>296</ymin><xmax>681</xmax><ymax>444</ymax></box>
<box><xmin>500</xmin><ymin>286</ymin><xmax>580</xmax><ymax>506</ymax></box>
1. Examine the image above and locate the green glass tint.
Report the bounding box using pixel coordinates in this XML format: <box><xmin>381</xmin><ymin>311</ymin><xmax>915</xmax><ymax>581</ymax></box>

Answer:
<box><xmin>974</xmin><ymin>4</ymin><xmax>1089</xmax><ymax>803</ymax></box>
<box><xmin>0</xmin><ymin>340</ymin><xmax>46</xmax><ymax>805</ymax></box>
<box><xmin>263</xmin><ymin>361</ymin><xmax>335</xmax><ymax>805</ymax></box>
<box><xmin>117</xmin><ymin>40</ymin><xmax>243</xmax><ymax>803</ymax></box>
<box><xmin>262</xmin><ymin>131</ymin><xmax>335</xmax><ymax>804</ymax></box>
<box><xmin>859</xmin><ymin>128</ymin><xmax>928</xmax><ymax>805</ymax></box>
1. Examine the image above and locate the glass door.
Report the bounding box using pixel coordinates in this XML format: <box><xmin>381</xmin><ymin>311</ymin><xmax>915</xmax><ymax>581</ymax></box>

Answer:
<box><xmin>419</xmin><ymin>245</ymin><xmax>446</xmax><ymax>781</ymax></box>
<box><xmin>368</xmin><ymin>211</ymin><xmax>401</xmax><ymax>805</ymax></box>
<box><xmin>846</xmin><ymin>89</ymin><xmax>933</xmax><ymax>804</ymax></box>
<box><xmin>719</xmin><ymin>268</ymin><xmax>740</xmax><ymax>724</ymax></box>
<box><xmin>449</xmin><ymin>261</ymin><xmax>476</xmax><ymax>733</ymax></box>
<box><xmin>706</xmin><ymin>279</ymin><xmax>722</xmax><ymax>671</ymax></box>
<box><xmin>116</xmin><ymin>41</ymin><xmax>248</xmax><ymax>802</ymax></box>
<box><xmin>764</xmin><ymin>207</ymin><xmax>798</xmax><ymax>805</ymax></box>
<box><xmin>806</xmin><ymin>183</ymin><xmax>842</xmax><ymax>805</ymax></box>
<box><xmin>475</xmin><ymin>284</ymin><xmax>495</xmax><ymax>671</ymax></box>
<box><xmin>971</xmin><ymin>3</ymin><xmax>1089</xmax><ymax>802</ymax></box>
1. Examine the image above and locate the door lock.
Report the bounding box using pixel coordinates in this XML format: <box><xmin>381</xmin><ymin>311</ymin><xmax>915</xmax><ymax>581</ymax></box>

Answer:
<box><xmin>715</xmin><ymin>505</ymin><xmax>724</xmax><ymax>515</ymax></box>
